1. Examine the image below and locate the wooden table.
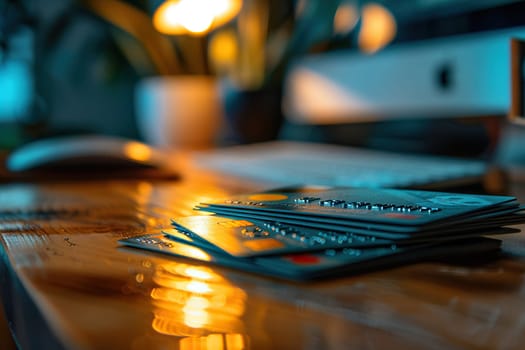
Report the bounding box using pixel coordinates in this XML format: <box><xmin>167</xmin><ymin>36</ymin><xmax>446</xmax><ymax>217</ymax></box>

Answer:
<box><xmin>2</xmin><ymin>158</ymin><xmax>525</xmax><ymax>350</ymax></box>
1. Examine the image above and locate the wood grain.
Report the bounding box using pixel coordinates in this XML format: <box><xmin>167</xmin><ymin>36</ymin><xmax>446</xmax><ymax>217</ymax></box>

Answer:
<box><xmin>2</xmin><ymin>167</ymin><xmax>525</xmax><ymax>349</ymax></box>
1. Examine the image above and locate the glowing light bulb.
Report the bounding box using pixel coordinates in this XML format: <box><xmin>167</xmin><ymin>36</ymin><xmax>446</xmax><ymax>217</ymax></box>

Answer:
<box><xmin>163</xmin><ymin>2</ymin><xmax>183</xmax><ymax>27</ymax></box>
<box><xmin>178</xmin><ymin>0</ymin><xmax>214</xmax><ymax>34</ymax></box>
<box><xmin>358</xmin><ymin>3</ymin><xmax>397</xmax><ymax>53</ymax></box>
<box><xmin>123</xmin><ymin>142</ymin><xmax>152</xmax><ymax>161</ymax></box>
<box><xmin>153</xmin><ymin>0</ymin><xmax>243</xmax><ymax>36</ymax></box>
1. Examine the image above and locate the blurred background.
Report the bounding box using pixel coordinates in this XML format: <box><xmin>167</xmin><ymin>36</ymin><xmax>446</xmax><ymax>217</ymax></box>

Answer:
<box><xmin>1</xmin><ymin>0</ymin><xmax>525</xmax><ymax>157</ymax></box>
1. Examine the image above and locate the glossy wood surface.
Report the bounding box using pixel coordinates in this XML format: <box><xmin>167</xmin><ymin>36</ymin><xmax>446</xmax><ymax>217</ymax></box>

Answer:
<box><xmin>2</xmin><ymin>161</ymin><xmax>525</xmax><ymax>350</ymax></box>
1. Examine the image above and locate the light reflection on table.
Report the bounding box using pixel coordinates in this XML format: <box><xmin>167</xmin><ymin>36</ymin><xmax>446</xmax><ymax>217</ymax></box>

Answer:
<box><xmin>150</xmin><ymin>262</ymin><xmax>247</xmax><ymax>348</ymax></box>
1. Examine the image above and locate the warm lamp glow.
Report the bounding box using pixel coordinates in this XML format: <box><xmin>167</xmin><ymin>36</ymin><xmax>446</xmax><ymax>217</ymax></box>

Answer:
<box><xmin>123</xmin><ymin>141</ymin><xmax>153</xmax><ymax>161</ymax></box>
<box><xmin>358</xmin><ymin>3</ymin><xmax>397</xmax><ymax>53</ymax></box>
<box><xmin>209</xmin><ymin>29</ymin><xmax>238</xmax><ymax>72</ymax></box>
<box><xmin>150</xmin><ymin>261</ymin><xmax>247</xmax><ymax>338</ymax></box>
<box><xmin>154</xmin><ymin>0</ymin><xmax>243</xmax><ymax>36</ymax></box>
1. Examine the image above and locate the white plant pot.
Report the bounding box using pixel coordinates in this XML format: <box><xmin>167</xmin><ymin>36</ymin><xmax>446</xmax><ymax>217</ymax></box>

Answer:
<box><xmin>135</xmin><ymin>75</ymin><xmax>223</xmax><ymax>149</ymax></box>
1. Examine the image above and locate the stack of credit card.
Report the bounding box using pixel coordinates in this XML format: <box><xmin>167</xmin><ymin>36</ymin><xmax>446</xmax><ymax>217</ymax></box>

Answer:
<box><xmin>119</xmin><ymin>188</ymin><xmax>525</xmax><ymax>281</ymax></box>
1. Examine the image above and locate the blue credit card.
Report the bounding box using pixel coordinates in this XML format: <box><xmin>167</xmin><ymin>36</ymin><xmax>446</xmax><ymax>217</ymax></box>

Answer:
<box><xmin>170</xmin><ymin>215</ymin><xmax>395</xmax><ymax>257</ymax></box>
<box><xmin>199</xmin><ymin>188</ymin><xmax>520</xmax><ymax>231</ymax></box>
<box><xmin>168</xmin><ymin>215</ymin><xmax>517</xmax><ymax>257</ymax></box>
<box><xmin>195</xmin><ymin>204</ymin><xmax>523</xmax><ymax>239</ymax></box>
<box><xmin>118</xmin><ymin>233</ymin><xmax>501</xmax><ymax>281</ymax></box>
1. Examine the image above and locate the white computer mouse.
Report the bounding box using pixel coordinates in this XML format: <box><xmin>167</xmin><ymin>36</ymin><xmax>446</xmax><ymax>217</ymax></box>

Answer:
<box><xmin>6</xmin><ymin>135</ymin><xmax>171</xmax><ymax>172</ymax></box>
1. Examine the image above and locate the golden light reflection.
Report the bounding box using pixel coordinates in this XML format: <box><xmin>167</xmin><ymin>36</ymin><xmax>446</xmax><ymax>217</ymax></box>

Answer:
<box><xmin>183</xmin><ymin>303</ymin><xmax>209</xmax><ymax>328</ymax></box>
<box><xmin>134</xmin><ymin>181</ymin><xmax>154</xmax><ymax>213</ymax></box>
<box><xmin>184</xmin><ymin>266</ymin><xmax>216</xmax><ymax>281</ymax></box>
<box><xmin>247</xmin><ymin>193</ymin><xmax>288</xmax><ymax>202</ymax></box>
<box><xmin>186</xmin><ymin>280</ymin><xmax>213</xmax><ymax>294</ymax></box>
<box><xmin>226</xmin><ymin>333</ymin><xmax>246</xmax><ymax>349</ymax></box>
<box><xmin>135</xmin><ymin>273</ymin><xmax>145</xmax><ymax>283</ymax></box>
<box><xmin>154</xmin><ymin>0</ymin><xmax>243</xmax><ymax>36</ymax></box>
<box><xmin>179</xmin><ymin>333</ymin><xmax>247</xmax><ymax>350</ymax></box>
<box><xmin>137</xmin><ymin>182</ymin><xmax>153</xmax><ymax>197</ymax></box>
<box><xmin>206</xmin><ymin>334</ymin><xmax>225</xmax><ymax>350</ymax></box>
<box><xmin>157</xmin><ymin>264</ymin><xmax>220</xmax><ymax>284</ymax></box>
<box><xmin>185</xmin><ymin>295</ymin><xmax>210</xmax><ymax>310</ymax></box>
<box><xmin>150</xmin><ymin>262</ymin><xmax>247</xmax><ymax>338</ymax></box>
<box><xmin>123</xmin><ymin>142</ymin><xmax>153</xmax><ymax>162</ymax></box>
<box><xmin>179</xmin><ymin>245</ymin><xmax>212</xmax><ymax>262</ymax></box>
<box><xmin>209</xmin><ymin>29</ymin><xmax>239</xmax><ymax>75</ymax></box>
<box><xmin>358</xmin><ymin>3</ymin><xmax>397</xmax><ymax>53</ymax></box>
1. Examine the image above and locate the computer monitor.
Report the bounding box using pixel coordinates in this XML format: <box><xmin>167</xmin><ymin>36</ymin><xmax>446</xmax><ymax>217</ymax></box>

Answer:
<box><xmin>383</xmin><ymin>0</ymin><xmax>525</xmax><ymax>42</ymax></box>
<box><xmin>283</xmin><ymin>0</ymin><xmax>525</xmax><ymax>125</ymax></box>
